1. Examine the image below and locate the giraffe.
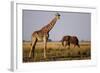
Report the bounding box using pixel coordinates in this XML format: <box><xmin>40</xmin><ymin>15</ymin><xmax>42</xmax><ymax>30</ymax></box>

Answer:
<box><xmin>29</xmin><ymin>13</ymin><xmax>60</xmax><ymax>59</ymax></box>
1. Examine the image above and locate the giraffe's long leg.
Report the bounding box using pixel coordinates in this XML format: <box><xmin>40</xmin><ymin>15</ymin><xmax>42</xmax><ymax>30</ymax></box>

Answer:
<box><xmin>43</xmin><ymin>36</ymin><xmax>47</xmax><ymax>59</ymax></box>
<box><xmin>28</xmin><ymin>37</ymin><xmax>37</xmax><ymax>58</ymax></box>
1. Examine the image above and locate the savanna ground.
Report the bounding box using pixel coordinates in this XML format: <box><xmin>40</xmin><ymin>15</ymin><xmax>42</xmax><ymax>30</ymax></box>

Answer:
<box><xmin>23</xmin><ymin>41</ymin><xmax>91</xmax><ymax>62</ymax></box>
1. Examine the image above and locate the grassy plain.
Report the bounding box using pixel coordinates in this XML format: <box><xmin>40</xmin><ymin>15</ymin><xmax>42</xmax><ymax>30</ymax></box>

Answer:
<box><xmin>23</xmin><ymin>41</ymin><xmax>91</xmax><ymax>62</ymax></box>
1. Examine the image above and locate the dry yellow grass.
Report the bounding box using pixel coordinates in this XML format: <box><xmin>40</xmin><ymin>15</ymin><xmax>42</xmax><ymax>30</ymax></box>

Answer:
<box><xmin>23</xmin><ymin>41</ymin><xmax>90</xmax><ymax>49</ymax></box>
<box><xmin>23</xmin><ymin>41</ymin><xmax>91</xmax><ymax>62</ymax></box>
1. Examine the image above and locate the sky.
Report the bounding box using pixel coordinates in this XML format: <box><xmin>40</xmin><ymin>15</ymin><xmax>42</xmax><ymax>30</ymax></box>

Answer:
<box><xmin>22</xmin><ymin>10</ymin><xmax>91</xmax><ymax>41</ymax></box>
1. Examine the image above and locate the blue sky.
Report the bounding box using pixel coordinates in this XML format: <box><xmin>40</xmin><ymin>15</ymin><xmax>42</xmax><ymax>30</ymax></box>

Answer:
<box><xmin>22</xmin><ymin>10</ymin><xmax>91</xmax><ymax>41</ymax></box>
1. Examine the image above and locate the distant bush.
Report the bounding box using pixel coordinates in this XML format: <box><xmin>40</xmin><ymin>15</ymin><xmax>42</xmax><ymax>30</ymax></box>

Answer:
<box><xmin>48</xmin><ymin>39</ymin><xmax>52</xmax><ymax>42</ymax></box>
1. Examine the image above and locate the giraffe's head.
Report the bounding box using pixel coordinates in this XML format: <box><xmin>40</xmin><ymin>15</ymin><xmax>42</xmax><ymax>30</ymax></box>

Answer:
<box><xmin>55</xmin><ymin>13</ymin><xmax>60</xmax><ymax>19</ymax></box>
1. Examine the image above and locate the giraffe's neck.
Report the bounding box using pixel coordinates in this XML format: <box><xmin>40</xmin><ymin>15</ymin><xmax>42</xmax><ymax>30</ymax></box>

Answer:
<box><xmin>40</xmin><ymin>17</ymin><xmax>58</xmax><ymax>33</ymax></box>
